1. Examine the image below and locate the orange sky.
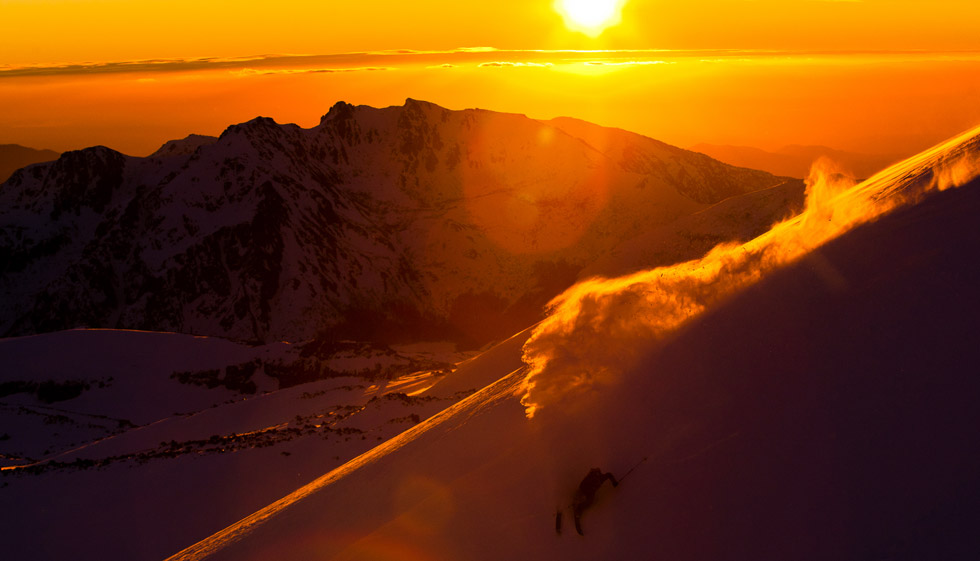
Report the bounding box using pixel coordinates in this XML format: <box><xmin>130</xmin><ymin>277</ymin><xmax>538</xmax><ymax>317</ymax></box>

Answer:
<box><xmin>2</xmin><ymin>1</ymin><xmax>979</xmax><ymax>157</ymax></box>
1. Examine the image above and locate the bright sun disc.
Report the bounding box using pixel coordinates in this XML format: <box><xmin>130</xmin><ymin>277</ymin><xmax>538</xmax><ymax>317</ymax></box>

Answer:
<box><xmin>556</xmin><ymin>0</ymin><xmax>625</xmax><ymax>36</ymax></box>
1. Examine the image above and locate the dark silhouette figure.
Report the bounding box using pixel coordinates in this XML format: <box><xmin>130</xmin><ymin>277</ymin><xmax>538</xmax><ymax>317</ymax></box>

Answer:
<box><xmin>572</xmin><ymin>467</ymin><xmax>618</xmax><ymax>535</ymax></box>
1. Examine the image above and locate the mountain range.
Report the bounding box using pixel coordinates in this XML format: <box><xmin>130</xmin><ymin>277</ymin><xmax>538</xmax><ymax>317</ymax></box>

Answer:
<box><xmin>690</xmin><ymin>142</ymin><xmax>902</xmax><ymax>180</ymax></box>
<box><xmin>0</xmin><ymin>99</ymin><xmax>800</xmax><ymax>348</ymax></box>
<box><xmin>0</xmin><ymin>144</ymin><xmax>59</xmax><ymax>184</ymax></box>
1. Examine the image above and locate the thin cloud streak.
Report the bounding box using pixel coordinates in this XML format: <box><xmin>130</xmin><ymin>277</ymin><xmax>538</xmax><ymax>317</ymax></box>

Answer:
<box><xmin>478</xmin><ymin>62</ymin><xmax>554</xmax><ymax>68</ymax></box>
<box><xmin>3</xmin><ymin>49</ymin><xmax>980</xmax><ymax>79</ymax></box>
<box><xmin>230</xmin><ymin>67</ymin><xmax>393</xmax><ymax>77</ymax></box>
<box><xmin>584</xmin><ymin>60</ymin><xmax>674</xmax><ymax>66</ymax></box>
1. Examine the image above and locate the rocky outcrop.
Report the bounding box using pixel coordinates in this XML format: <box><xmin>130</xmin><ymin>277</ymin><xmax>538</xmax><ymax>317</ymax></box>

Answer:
<box><xmin>0</xmin><ymin>100</ymin><xmax>798</xmax><ymax>346</ymax></box>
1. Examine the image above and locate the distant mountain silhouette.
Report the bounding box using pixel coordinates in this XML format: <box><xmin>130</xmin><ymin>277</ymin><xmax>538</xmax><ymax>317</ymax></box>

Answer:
<box><xmin>690</xmin><ymin>142</ymin><xmax>902</xmax><ymax>180</ymax></box>
<box><xmin>0</xmin><ymin>144</ymin><xmax>59</xmax><ymax>183</ymax></box>
<box><xmin>0</xmin><ymin>100</ymin><xmax>798</xmax><ymax>347</ymax></box>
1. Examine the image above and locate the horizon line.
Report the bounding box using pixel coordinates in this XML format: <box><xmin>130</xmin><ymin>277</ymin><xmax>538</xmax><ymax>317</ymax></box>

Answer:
<box><xmin>5</xmin><ymin>48</ymin><xmax>980</xmax><ymax>79</ymax></box>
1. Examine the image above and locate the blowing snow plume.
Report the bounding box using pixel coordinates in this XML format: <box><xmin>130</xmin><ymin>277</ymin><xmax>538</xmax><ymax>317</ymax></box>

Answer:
<box><xmin>520</xmin><ymin>125</ymin><xmax>980</xmax><ymax>418</ymax></box>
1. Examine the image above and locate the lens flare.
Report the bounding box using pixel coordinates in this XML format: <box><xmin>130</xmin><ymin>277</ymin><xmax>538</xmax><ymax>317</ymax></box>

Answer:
<box><xmin>519</xmin><ymin>126</ymin><xmax>980</xmax><ymax>419</ymax></box>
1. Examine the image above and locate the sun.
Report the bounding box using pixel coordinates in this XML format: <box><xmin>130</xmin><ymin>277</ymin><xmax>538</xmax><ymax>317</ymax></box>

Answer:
<box><xmin>555</xmin><ymin>0</ymin><xmax>626</xmax><ymax>37</ymax></box>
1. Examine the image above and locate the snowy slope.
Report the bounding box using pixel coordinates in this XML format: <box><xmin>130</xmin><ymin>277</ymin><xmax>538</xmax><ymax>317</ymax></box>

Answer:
<box><xmin>0</xmin><ymin>329</ymin><xmax>283</xmax><ymax>465</ymax></box>
<box><xmin>0</xmin><ymin>100</ymin><xmax>793</xmax><ymax>347</ymax></box>
<box><xmin>163</xmin><ymin>126</ymin><xmax>980</xmax><ymax>560</ymax></box>
<box><xmin>0</xmin><ymin>328</ymin><xmax>468</xmax><ymax>471</ymax></box>
<box><xmin>0</xmin><ymin>328</ymin><xmax>480</xmax><ymax>560</ymax></box>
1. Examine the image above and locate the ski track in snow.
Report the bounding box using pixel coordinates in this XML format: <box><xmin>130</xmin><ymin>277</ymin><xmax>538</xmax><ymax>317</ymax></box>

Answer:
<box><xmin>164</xmin><ymin>368</ymin><xmax>525</xmax><ymax>561</ymax></box>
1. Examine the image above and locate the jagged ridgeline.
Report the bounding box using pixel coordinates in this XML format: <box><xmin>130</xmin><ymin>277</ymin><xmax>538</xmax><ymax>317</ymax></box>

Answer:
<box><xmin>0</xmin><ymin>99</ymin><xmax>799</xmax><ymax>346</ymax></box>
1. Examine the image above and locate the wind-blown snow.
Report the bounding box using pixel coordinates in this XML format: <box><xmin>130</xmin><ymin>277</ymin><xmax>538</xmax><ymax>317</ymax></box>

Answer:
<box><xmin>519</xmin><ymin>125</ymin><xmax>980</xmax><ymax>418</ymax></box>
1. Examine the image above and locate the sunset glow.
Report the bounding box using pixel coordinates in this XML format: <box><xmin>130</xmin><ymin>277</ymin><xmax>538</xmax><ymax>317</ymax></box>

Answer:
<box><xmin>555</xmin><ymin>0</ymin><xmax>626</xmax><ymax>36</ymax></box>
<box><xmin>5</xmin><ymin>2</ymin><xmax>980</xmax><ymax>560</ymax></box>
<box><xmin>0</xmin><ymin>1</ymin><xmax>978</xmax><ymax>157</ymax></box>
<box><xmin>521</xmin><ymin>124</ymin><xmax>980</xmax><ymax>417</ymax></box>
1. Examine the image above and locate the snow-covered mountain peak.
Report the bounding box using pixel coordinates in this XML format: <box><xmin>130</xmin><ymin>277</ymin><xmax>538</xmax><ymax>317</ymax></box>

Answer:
<box><xmin>402</xmin><ymin>97</ymin><xmax>447</xmax><ymax>115</ymax></box>
<box><xmin>0</xmin><ymin>145</ymin><xmax>127</xmax><ymax>220</ymax></box>
<box><xmin>0</xmin><ymin>100</ymin><xmax>795</xmax><ymax>346</ymax></box>
<box><xmin>318</xmin><ymin>100</ymin><xmax>357</xmax><ymax>125</ymax></box>
<box><xmin>150</xmin><ymin>134</ymin><xmax>219</xmax><ymax>159</ymax></box>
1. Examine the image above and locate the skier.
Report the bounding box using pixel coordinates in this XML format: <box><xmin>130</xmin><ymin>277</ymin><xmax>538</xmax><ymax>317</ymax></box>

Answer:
<box><xmin>571</xmin><ymin>467</ymin><xmax>618</xmax><ymax>536</ymax></box>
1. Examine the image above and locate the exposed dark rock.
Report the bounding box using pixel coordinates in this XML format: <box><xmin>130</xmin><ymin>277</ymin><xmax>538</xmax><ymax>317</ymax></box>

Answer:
<box><xmin>0</xmin><ymin>100</ymin><xmax>798</xmax><ymax>347</ymax></box>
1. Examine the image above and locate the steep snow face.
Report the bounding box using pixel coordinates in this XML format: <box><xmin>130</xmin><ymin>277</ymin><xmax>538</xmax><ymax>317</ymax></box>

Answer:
<box><xmin>0</xmin><ymin>100</ymin><xmax>791</xmax><ymax>345</ymax></box>
<box><xmin>520</xmin><ymin>124</ymin><xmax>980</xmax><ymax>417</ymax></box>
<box><xmin>163</xmin><ymin>126</ymin><xmax>980</xmax><ymax>561</ymax></box>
